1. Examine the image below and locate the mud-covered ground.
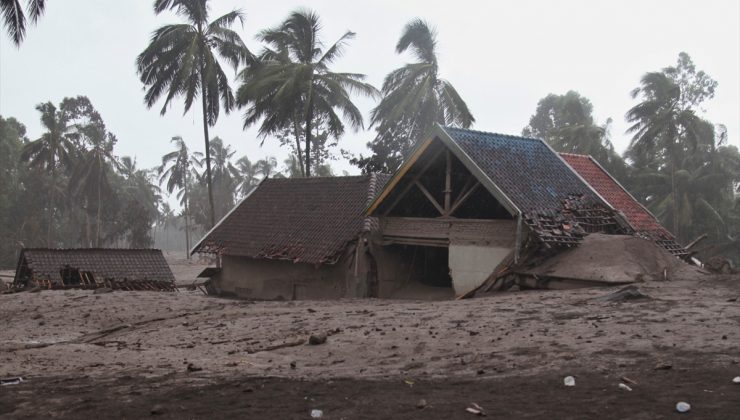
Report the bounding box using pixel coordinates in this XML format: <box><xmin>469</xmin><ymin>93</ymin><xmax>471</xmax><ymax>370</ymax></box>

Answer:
<box><xmin>1</xmin><ymin>274</ymin><xmax>739</xmax><ymax>418</ymax></box>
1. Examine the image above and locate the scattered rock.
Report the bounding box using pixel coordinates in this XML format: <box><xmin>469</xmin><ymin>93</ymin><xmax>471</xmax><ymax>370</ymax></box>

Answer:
<box><xmin>654</xmin><ymin>362</ymin><xmax>672</xmax><ymax>370</ymax></box>
<box><xmin>594</xmin><ymin>285</ymin><xmax>651</xmax><ymax>303</ymax></box>
<box><xmin>465</xmin><ymin>403</ymin><xmax>486</xmax><ymax>416</ymax></box>
<box><xmin>564</xmin><ymin>376</ymin><xmax>575</xmax><ymax>386</ymax></box>
<box><xmin>150</xmin><ymin>404</ymin><xmax>165</xmax><ymax>415</ymax></box>
<box><xmin>94</xmin><ymin>287</ymin><xmax>114</xmax><ymax>294</ymax></box>
<box><xmin>403</xmin><ymin>361</ymin><xmax>424</xmax><ymax>371</ymax></box>
<box><xmin>310</xmin><ymin>409</ymin><xmax>323</xmax><ymax>418</ymax></box>
<box><xmin>307</xmin><ymin>308</ymin><xmax>317</xmax><ymax>313</ymax></box>
<box><xmin>676</xmin><ymin>401</ymin><xmax>691</xmax><ymax>413</ymax></box>
<box><xmin>618</xmin><ymin>383</ymin><xmax>632</xmax><ymax>391</ymax></box>
<box><xmin>308</xmin><ymin>332</ymin><xmax>327</xmax><ymax>345</ymax></box>
<box><xmin>290</xmin><ymin>361</ymin><xmax>296</xmax><ymax>369</ymax></box>
<box><xmin>732</xmin><ymin>376</ymin><xmax>740</xmax><ymax>384</ymax></box>
<box><xmin>416</xmin><ymin>399</ymin><xmax>427</xmax><ymax>409</ymax></box>
<box><xmin>186</xmin><ymin>363</ymin><xmax>202</xmax><ymax>372</ymax></box>
<box><xmin>31</xmin><ymin>313</ymin><xmax>43</xmax><ymax>320</ymax></box>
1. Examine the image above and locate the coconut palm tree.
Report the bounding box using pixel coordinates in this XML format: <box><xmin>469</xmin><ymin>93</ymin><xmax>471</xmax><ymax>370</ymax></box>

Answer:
<box><xmin>1</xmin><ymin>0</ymin><xmax>45</xmax><ymax>45</ymax></box>
<box><xmin>68</xmin><ymin>128</ymin><xmax>120</xmax><ymax>247</ymax></box>
<box><xmin>136</xmin><ymin>0</ymin><xmax>251</xmax><ymax>228</ymax></box>
<box><xmin>195</xmin><ymin>137</ymin><xmax>238</xmax><ymax>218</ymax></box>
<box><xmin>237</xmin><ymin>9</ymin><xmax>378</xmax><ymax>177</ymax></box>
<box><xmin>159</xmin><ymin>136</ymin><xmax>199</xmax><ymax>258</ymax></box>
<box><xmin>19</xmin><ymin>102</ymin><xmax>75</xmax><ymax>246</ymax></box>
<box><xmin>255</xmin><ymin>156</ymin><xmax>278</xmax><ymax>179</ymax></box>
<box><xmin>626</xmin><ymin>72</ymin><xmax>709</xmax><ymax>234</ymax></box>
<box><xmin>370</xmin><ymin>19</ymin><xmax>474</xmax><ymax>146</ymax></box>
<box><xmin>235</xmin><ymin>156</ymin><xmax>259</xmax><ymax>198</ymax></box>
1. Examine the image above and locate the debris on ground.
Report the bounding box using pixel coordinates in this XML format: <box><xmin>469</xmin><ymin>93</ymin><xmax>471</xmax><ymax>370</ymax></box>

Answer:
<box><xmin>618</xmin><ymin>383</ymin><xmax>632</xmax><ymax>391</ymax></box>
<box><xmin>465</xmin><ymin>403</ymin><xmax>486</xmax><ymax>416</ymax></box>
<box><xmin>654</xmin><ymin>362</ymin><xmax>673</xmax><ymax>371</ymax></box>
<box><xmin>564</xmin><ymin>376</ymin><xmax>575</xmax><ymax>386</ymax></box>
<box><xmin>308</xmin><ymin>332</ymin><xmax>327</xmax><ymax>345</ymax></box>
<box><xmin>621</xmin><ymin>376</ymin><xmax>638</xmax><ymax>385</ymax></box>
<box><xmin>310</xmin><ymin>409</ymin><xmax>323</xmax><ymax>418</ymax></box>
<box><xmin>93</xmin><ymin>287</ymin><xmax>114</xmax><ymax>294</ymax></box>
<box><xmin>186</xmin><ymin>363</ymin><xmax>202</xmax><ymax>372</ymax></box>
<box><xmin>0</xmin><ymin>377</ymin><xmax>24</xmax><ymax>386</ymax></box>
<box><xmin>733</xmin><ymin>376</ymin><xmax>740</xmax><ymax>384</ymax></box>
<box><xmin>150</xmin><ymin>404</ymin><xmax>165</xmax><ymax>415</ymax></box>
<box><xmin>705</xmin><ymin>256</ymin><xmax>734</xmax><ymax>274</ymax></box>
<box><xmin>416</xmin><ymin>399</ymin><xmax>427</xmax><ymax>409</ymax></box>
<box><xmin>594</xmin><ymin>286</ymin><xmax>651</xmax><ymax>303</ymax></box>
<box><xmin>676</xmin><ymin>401</ymin><xmax>691</xmax><ymax>413</ymax></box>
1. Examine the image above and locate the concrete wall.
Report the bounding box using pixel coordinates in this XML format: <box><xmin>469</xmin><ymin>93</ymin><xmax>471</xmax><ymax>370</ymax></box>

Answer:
<box><xmin>448</xmin><ymin>244</ymin><xmax>513</xmax><ymax>296</ymax></box>
<box><xmin>212</xmin><ymin>254</ymin><xmax>350</xmax><ymax>300</ymax></box>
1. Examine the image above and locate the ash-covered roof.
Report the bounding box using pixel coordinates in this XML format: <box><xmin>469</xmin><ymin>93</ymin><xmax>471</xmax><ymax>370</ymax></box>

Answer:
<box><xmin>560</xmin><ymin>153</ymin><xmax>674</xmax><ymax>240</ymax></box>
<box><xmin>15</xmin><ymin>248</ymin><xmax>175</xmax><ymax>285</ymax></box>
<box><xmin>441</xmin><ymin>126</ymin><xmax>605</xmax><ymax>213</ymax></box>
<box><xmin>193</xmin><ymin>173</ymin><xmax>390</xmax><ymax>265</ymax></box>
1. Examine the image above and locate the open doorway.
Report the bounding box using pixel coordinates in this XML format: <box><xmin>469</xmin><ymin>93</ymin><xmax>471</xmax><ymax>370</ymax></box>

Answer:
<box><xmin>387</xmin><ymin>244</ymin><xmax>454</xmax><ymax>299</ymax></box>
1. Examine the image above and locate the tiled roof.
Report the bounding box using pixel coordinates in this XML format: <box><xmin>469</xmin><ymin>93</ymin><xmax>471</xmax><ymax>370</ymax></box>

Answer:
<box><xmin>193</xmin><ymin>174</ymin><xmax>390</xmax><ymax>265</ymax></box>
<box><xmin>560</xmin><ymin>153</ymin><xmax>674</xmax><ymax>240</ymax></box>
<box><xmin>442</xmin><ymin>127</ymin><xmax>605</xmax><ymax>212</ymax></box>
<box><xmin>16</xmin><ymin>248</ymin><xmax>175</xmax><ymax>285</ymax></box>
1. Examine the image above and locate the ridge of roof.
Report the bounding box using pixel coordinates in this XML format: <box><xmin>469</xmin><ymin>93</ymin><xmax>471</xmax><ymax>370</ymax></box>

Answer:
<box><xmin>441</xmin><ymin>126</ymin><xmax>543</xmax><ymax>143</ymax></box>
<box><xmin>21</xmin><ymin>248</ymin><xmax>164</xmax><ymax>252</ymax></box>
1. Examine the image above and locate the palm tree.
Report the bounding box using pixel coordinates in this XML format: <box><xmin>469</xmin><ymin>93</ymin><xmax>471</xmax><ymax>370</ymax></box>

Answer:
<box><xmin>235</xmin><ymin>156</ymin><xmax>259</xmax><ymax>198</ymax></box>
<box><xmin>255</xmin><ymin>156</ymin><xmax>278</xmax><ymax>179</ymax></box>
<box><xmin>370</xmin><ymin>19</ymin><xmax>474</xmax><ymax>146</ymax></box>
<box><xmin>626</xmin><ymin>72</ymin><xmax>708</xmax><ymax>234</ymax></box>
<box><xmin>237</xmin><ymin>9</ymin><xmax>378</xmax><ymax>177</ymax></box>
<box><xmin>136</xmin><ymin>0</ymin><xmax>251</xmax><ymax>229</ymax></box>
<box><xmin>19</xmin><ymin>102</ymin><xmax>75</xmax><ymax>246</ymax></box>
<box><xmin>68</xmin><ymin>128</ymin><xmax>120</xmax><ymax>247</ymax></box>
<box><xmin>159</xmin><ymin>136</ymin><xmax>199</xmax><ymax>258</ymax></box>
<box><xmin>195</xmin><ymin>137</ymin><xmax>238</xmax><ymax>219</ymax></box>
<box><xmin>1</xmin><ymin>0</ymin><xmax>45</xmax><ymax>45</ymax></box>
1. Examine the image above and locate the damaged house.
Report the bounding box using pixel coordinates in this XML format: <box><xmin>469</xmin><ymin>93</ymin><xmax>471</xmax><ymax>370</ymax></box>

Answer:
<box><xmin>13</xmin><ymin>248</ymin><xmax>176</xmax><ymax>291</ymax></box>
<box><xmin>193</xmin><ymin>126</ymin><xmax>689</xmax><ymax>300</ymax></box>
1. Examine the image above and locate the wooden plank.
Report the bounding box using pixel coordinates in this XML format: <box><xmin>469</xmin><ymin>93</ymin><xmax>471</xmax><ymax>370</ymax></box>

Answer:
<box><xmin>444</xmin><ymin>150</ymin><xmax>452</xmax><ymax>214</ymax></box>
<box><xmin>449</xmin><ymin>182</ymin><xmax>480</xmax><ymax>216</ymax></box>
<box><xmin>382</xmin><ymin>147</ymin><xmax>444</xmax><ymax>216</ymax></box>
<box><xmin>415</xmin><ymin>181</ymin><xmax>444</xmax><ymax>215</ymax></box>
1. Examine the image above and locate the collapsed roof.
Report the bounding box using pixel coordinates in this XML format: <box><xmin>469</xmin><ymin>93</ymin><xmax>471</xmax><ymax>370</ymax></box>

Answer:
<box><xmin>13</xmin><ymin>248</ymin><xmax>176</xmax><ymax>290</ymax></box>
<box><xmin>192</xmin><ymin>173</ymin><xmax>390</xmax><ymax>265</ymax></box>
<box><xmin>560</xmin><ymin>153</ymin><xmax>687</xmax><ymax>257</ymax></box>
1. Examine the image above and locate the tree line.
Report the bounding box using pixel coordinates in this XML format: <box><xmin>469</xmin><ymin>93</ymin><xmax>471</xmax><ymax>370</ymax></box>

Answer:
<box><xmin>1</xmin><ymin>1</ymin><xmax>738</xmax><ymax>265</ymax></box>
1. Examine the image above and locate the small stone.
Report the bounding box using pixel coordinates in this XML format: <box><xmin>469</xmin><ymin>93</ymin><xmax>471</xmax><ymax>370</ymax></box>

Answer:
<box><xmin>654</xmin><ymin>362</ymin><xmax>672</xmax><ymax>370</ymax></box>
<box><xmin>150</xmin><ymin>404</ymin><xmax>165</xmax><ymax>415</ymax></box>
<box><xmin>290</xmin><ymin>361</ymin><xmax>297</xmax><ymax>369</ymax></box>
<box><xmin>416</xmin><ymin>399</ymin><xmax>427</xmax><ymax>409</ymax></box>
<box><xmin>31</xmin><ymin>313</ymin><xmax>43</xmax><ymax>320</ymax></box>
<box><xmin>732</xmin><ymin>376</ymin><xmax>740</xmax><ymax>384</ymax></box>
<box><xmin>308</xmin><ymin>333</ymin><xmax>327</xmax><ymax>345</ymax></box>
<box><xmin>676</xmin><ymin>402</ymin><xmax>690</xmax><ymax>413</ymax></box>
<box><xmin>307</xmin><ymin>308</ymin><xmax>317</xmax><ymax>313</ymax></box>
<box><xmin>186</xmin><ymin>363</ymin><xmax>202</xmax><ymax>372</ymax></box>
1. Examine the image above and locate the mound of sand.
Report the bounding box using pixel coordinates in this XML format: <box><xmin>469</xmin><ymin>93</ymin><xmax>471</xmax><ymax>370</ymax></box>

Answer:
<box><xmin>521</xmin><ymin>234</ymin><xmax>702</xmax><ymax>284</ymax></box>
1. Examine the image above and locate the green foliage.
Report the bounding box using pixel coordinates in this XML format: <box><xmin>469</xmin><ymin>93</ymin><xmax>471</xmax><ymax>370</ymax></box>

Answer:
<box><xmin>354</xmin><ymin>19</ymin><xmax>474</xmax><ymax>174</ymax></box>
<box><xmin>625</xmin><ymin>53</ymin><xmax>739</xmax><ymax>262</ymax></box>
<box><xmin>1</xmin><ymin>0</ymin><xmax>45</xmax><ymax>45</ymax></box>
<box><xmin>237</xmin><ymin>9</ymin><xmax>377</xmax><ymax>177</ymax></box>
<box><xmin>522</xmin><ymin>91</ymin><xmax>628</xmax><ymax>182</ymax></box>
<box><xmin>137</xmin><ymin>0</ymin><xmax>251</xmax><ymax>228</ymax></box>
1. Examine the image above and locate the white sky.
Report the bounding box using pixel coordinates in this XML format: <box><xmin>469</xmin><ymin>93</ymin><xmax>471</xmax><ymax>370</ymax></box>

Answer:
<box><xmin>1</xmin><ymin>0</ymin><xmax>738</xmax><ymax>186</ymax></box>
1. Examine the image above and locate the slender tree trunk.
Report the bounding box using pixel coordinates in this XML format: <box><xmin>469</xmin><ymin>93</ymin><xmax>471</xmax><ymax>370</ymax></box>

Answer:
<box><xmin>292</xmin><ymin>115</ymin><xmax>305</xmax><ymax>177</ymax></box>
<box><xmin>184</xmin><ymin>200</ymin><xmax>191</xmax><ymax>260</ymax></box>
<box><xmin>199</xmin><ymin>60</ymin><xmax>217</xmax><ymax>229</ymax></box>
<box><xmin>304</xmin><ymin>100</ymin><xmax>314</xmax><ymax>178</ymax></box>
<box><xmin>47</xmin><ymin>164</ymin><xmax>55</xmax><ymax>247</ymax></box>
<box><xmin>96</xmin><ymin>167</ymin><xmax>102</xmax><ymax>247</ymax></box>
<box><xmin>671</xmin><ymin>164</ymin><xmax>679</xmax><ymax>240</ymax></box>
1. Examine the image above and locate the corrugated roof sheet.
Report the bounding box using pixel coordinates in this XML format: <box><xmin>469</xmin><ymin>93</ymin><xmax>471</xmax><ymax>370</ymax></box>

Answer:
<box><xmin>442</xmin><ymin>127</ymin><xmax>605</xmax><ymax>212</ymax></box>
<box><xmin>560</xmin><ymin>153</ymin><xmax>674</xmax><ymax>239</ymax></box>
<box><xmin>17</xmin><ymin>248</ymin><xmax>175</xmax><ymax>285</ymax></box>
<box><xmin>193</xmin><ymin>174</ymin><xmax>390</xmax><ymax>265</ymax></box>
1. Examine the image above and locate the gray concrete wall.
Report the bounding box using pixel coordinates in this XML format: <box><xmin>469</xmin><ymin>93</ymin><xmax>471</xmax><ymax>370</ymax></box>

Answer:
<box><xmin>212</xmin><ymin>254</ymin><xmax>349</xmax><ymax>300</ymax></box>
<box><xmin>448</xmin><ymin>244</ymin><xmax>513</xmax><ymax>296</ymax></box>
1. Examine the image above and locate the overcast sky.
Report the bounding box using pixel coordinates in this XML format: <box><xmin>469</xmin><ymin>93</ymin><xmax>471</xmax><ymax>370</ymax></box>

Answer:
<box><xmin>1</xmin><ymin>0</ymin><xmax>738</xmax><ymax>183</ymax></box>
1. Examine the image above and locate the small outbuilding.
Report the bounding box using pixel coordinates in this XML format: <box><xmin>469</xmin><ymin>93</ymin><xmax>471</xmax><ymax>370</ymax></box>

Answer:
<box><xmin>13</xmin><ymin>248</ymin><xmax>176</xmax><ymax>291</ymax></box>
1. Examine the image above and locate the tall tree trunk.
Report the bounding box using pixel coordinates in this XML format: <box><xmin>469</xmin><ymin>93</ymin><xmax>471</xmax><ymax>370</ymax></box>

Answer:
<box><xmin>184</xmin><ymin>199</ymin><xmax>191</xmax><ymax>260</ymax></box>
<box><xmin>47</xmin><ymin>164</ymin><xmax>55</xmax><ymax>247</ymax></box>
<box><xmin>200</xmin><ymin>62</ymin><xmax>216</xmax><ymax>229</ymax></box>
<box><xmin>292</xmin><ymin>116</ymin><xmax>305</xmax><ymax>177</ymax></box>
<box><xmin>304</xmin><ymin>100</ymin><xmax>314</xmax><ymax>178</ymax></box>
<box><xmin>96</xmin><ymin>166</ymin><xmax>102</xmax><ymax>247</ymax></box>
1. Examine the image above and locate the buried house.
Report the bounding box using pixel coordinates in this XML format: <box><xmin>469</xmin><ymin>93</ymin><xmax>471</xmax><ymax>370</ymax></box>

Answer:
<box><xmin>12</xmin><ymin>248</ymin><xmax>176</xmax><ymax>291</ymax></box>
<box><xmin>193</xmin><ymin>126</ymin><xmax>689</xmax><ymax>300</ymax></box>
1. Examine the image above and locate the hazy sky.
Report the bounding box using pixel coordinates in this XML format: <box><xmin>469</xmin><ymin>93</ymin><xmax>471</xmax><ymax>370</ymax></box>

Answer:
<box><xmin>1</xmin><ymin>0</ymin><xmax>738</xmax><ymax>182</ymax></box>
